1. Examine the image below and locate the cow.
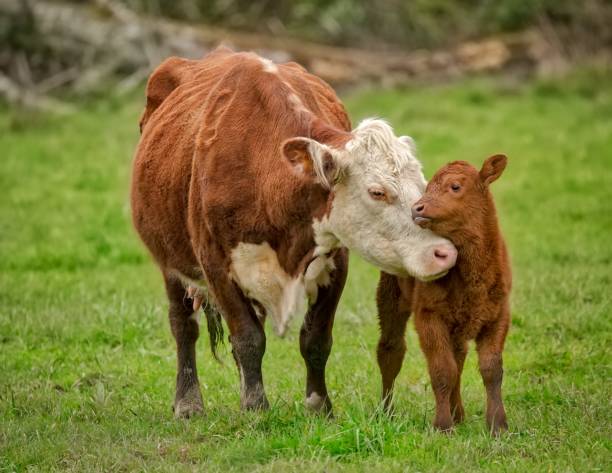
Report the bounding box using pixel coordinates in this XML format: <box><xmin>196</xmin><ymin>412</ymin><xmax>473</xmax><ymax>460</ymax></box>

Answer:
<box><xmin>131</xmin><ymin>47</ymin><xmax>457</xmax><ymax>418</ymax></box>
<box><xmin>376</xmin><ymin>154</ymin><xmax>511</xmax><ymax>434</ymax></box>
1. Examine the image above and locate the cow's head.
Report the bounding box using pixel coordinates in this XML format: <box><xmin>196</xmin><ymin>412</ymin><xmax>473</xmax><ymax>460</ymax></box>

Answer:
<box><xmin>282</xmin><ymin>119</ymin><xmax>457</xmax><ymax>280</ymax></box>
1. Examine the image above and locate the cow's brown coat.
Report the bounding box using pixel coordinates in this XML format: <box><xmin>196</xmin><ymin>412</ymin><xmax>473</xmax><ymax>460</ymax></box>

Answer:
<box><xmin>376</xmin><ymin>155</ymin><xmax>511</xmax><ymax>434</ymax></box>
<box><xmin>131</xmin><ymin>47</ymin><xmax>352</xmax><ymax>416</ymax></box>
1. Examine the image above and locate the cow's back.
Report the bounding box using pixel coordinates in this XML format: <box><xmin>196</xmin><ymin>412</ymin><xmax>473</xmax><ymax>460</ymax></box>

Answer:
<box><xmin>131</xmin><ymin>48</ymin><xmax>350</xmax><ymax>277</ymax></box>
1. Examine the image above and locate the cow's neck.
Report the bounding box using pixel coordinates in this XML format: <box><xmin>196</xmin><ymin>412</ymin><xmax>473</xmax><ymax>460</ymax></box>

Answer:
<box><xmin>258</xmin><ymin>176</ymin><xmax>336</xmax><ymax>274</ymax></box>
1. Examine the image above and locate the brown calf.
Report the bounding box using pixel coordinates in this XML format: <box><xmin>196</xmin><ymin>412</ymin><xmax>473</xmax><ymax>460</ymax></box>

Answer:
<box><xmin>376</xmin><ymin>154</ymin><xmax>511</xmax><ymax>434</ymax></box>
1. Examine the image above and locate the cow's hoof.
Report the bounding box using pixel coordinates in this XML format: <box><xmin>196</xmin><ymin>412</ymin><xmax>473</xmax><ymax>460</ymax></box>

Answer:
<box><xmin>305</xmin><ymin>392</ymin><xmax>333</xmax><ymax>417</ymax></box>
<box><xmin>241</xmin><ymin>393</ymin><xmax>270</xmax><ymax>411</ymax></box>
<box><xmin>241</xmin><ymin>399</ymin><xmax>269</xmax><ymax>411</ymax></box>
<box><xmin>174</xmin><ymin>386</ymin><xmax>204</xmax><ymax>419</ymax></box>
<box><xmin>240</xmin><ymin>381</ymin><xmax>269</xmax><ymax>411</ymax></box>
<box><xmin>174</xmin><ymin>401</ymin><xmax>203</xmax><ymax>419</ymax></box>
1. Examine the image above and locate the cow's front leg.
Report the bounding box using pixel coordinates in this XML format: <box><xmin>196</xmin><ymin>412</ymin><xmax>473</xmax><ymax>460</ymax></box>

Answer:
<box><xmin>163</xmin><ymin>274</ymin><xmax>204</xmax><ymax>418</ymax></box>
<box><xmin>201</xmin><ymin>259</ymin><xmax>269</xmax><ymax>411</ymax></box>
<box><xmin>300</xmin><ymin>249</ymin><xmax>348</xmax><ymax>415</ymax></box>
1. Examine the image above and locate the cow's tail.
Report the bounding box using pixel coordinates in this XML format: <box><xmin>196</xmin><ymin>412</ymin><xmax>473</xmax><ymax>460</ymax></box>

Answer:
<box><xmin>204</xmin><ymin>304</ymin><xmax>225</xmax><ymax>363</ymax></box>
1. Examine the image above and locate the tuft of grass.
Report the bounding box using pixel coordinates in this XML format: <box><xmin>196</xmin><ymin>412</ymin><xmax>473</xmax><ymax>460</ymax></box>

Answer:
<box><xmin>1</xmin><ymin>70</ymin><xmax>611</xmax><ymax>472</ymax></box>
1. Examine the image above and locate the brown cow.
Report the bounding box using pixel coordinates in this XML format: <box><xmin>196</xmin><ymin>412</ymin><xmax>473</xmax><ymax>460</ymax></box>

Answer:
<box><xmin>131</xmin><ymin>47</ymin><xmax>457</xmax><ymax>418</ymax></box>
<box><xmin>376</xmin><ymin>155</ymin><xmax>511</xmax><ymax>434</ymax></box>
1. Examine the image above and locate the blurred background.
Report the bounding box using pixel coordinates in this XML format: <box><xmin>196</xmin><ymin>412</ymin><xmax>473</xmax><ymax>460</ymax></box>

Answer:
<box><xmin>1</xmin><ymin>0</ymin><xmax>611</xmax><ymax>108</ymax></box>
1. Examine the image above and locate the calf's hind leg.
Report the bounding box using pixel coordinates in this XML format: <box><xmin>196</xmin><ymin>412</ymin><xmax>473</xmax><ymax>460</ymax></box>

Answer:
<box><xmin>450</xmin><ymin>340</ymin><xmax>468</xmax><ymax>423</ymax></box>
<box><xmin>376</xmin><ymin>273</ymin><xmax>412</xmax><ymax>412</ymax></box>
<box><xmin>164</xmin><ymin>274</ymin><xmax>204</xmax><ymax>418</ymax></box>
<box><xmin>476</xmin><ymin>317</ymin><xmax>509</xmax><ymax>435</ymax></box>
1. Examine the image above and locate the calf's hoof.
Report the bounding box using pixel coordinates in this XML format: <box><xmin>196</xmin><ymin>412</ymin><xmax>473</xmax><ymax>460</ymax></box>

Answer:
<box><xmin>433</xmin><ymin>417</ymin><xmax>454</xmax><ymax>433</ymax></box>
<box><xmin>305</xmin><ymin>392</ymin><xmax>333</xmax><ymax>417</ymax></box>
<box><xmin>488</xmin><ymin>418</ymin><xmax>508</xmax><ymax>436</ymax></box>
<box><xmin>452</xmin><ymin>405</ymin><xmax>465</xmax><ymax>424</ymax></box>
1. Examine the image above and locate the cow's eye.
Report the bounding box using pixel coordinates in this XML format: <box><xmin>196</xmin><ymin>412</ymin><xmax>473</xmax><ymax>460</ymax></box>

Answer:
<box><xmin>451</xmin><ymin>183</ymin><xmax>461</xmax><ymax>192</ymax></box>
<box><xmin>368</xmin><ymin>188</ymin><xmax>386</xmax><ymax>201</ymax></box>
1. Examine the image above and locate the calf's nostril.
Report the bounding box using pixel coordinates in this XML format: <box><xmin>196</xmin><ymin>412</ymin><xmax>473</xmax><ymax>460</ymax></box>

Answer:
<box><xmin>411</xmin><ymin>203</ymin><xmax>426</xmax><ymax>220</ymax></box>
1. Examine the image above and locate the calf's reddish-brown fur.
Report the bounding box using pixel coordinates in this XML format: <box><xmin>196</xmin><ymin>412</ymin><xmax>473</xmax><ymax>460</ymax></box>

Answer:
<box><xmin>376</xmin><ymin>154</ymin><xmax>511</xmax><ymax>434</ymax></box>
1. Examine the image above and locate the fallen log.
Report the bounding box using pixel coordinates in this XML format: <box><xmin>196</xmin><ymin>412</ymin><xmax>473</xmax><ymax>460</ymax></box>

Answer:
<box><xmin>0</xmin><ymin>0</ymin><xmax>580</xmax><ymax>110</ymax></box>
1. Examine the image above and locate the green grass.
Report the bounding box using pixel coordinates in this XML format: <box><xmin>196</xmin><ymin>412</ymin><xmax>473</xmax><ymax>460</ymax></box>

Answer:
<box><xmin>1</xmin><ymin>70</ymin><xmax>611</xmax><ymax>472</ymax></box>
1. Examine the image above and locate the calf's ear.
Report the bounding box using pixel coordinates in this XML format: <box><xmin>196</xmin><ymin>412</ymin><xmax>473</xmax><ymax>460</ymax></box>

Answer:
<box><xmin>282</xmin><ymin>137</ymin><xmax>340</xmax><ymax>189</ymax></box>
<box><xmin>479</xmin><ymin>154</ymin><xmax>508</xmax><ymax>186</ymax></box>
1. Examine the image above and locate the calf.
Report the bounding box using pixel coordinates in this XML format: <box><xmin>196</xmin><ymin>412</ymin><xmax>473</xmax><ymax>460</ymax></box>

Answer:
<box><xmin>376</xmin><ymin>154</ymin><xmax>511</xmax><ymax>434</ymax></box>
<box><xmin>131</xmin><ymin>47</ymin><xmax>457</xmax><ymax>418</ymax></box>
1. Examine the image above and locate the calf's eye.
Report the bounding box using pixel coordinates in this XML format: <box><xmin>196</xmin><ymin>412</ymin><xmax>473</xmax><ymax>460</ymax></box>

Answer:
<box><xmin>451</xmin><ymin>183</ymin><xmax>461</xmax><ymax>192</ymax></box>
<box><xmin>368</xmin><ymin>188</ymin><xmax>387</xmax><ymax>201</ymax></box>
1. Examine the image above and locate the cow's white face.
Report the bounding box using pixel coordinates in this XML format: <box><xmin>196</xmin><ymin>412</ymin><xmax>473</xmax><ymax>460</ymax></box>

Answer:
<box><xmin>283</xmin><ymin>119</ymin><xmax>457</xmax><ymax>280</ymax></box>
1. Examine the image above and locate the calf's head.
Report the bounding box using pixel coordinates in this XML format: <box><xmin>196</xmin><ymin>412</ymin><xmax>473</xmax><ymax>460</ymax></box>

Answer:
<box><xmin>411</xmin><ymin>154</ymin><xmax>508</xmax><ymax>239</ymax></box>
<box><xmin>282</xmin><ymin>119</ymin><xmax>457</xmax><ymax>280</ymax></box>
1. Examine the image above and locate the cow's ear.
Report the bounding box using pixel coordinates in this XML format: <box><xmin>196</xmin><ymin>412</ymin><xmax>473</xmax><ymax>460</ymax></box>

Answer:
<box><xmin>399</xmin><ymin>135</ymin><xmax>417</xmax><ymax>155</ymax></box>
<box><xmin>282</xmin><ymin>137</ymin><xmax>339</xmax><ymax>189</ymax></box>
<box><xmin>479</xmin><ymin>154</ymin><xmax>507</xmax><ymax>186</ymax></box>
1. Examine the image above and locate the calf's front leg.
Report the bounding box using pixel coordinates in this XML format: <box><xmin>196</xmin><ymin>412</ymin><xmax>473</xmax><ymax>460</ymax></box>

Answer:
<box><xmin>414</xmin><ymin>312</ymin><xmax>457</xmax><ymax>432</ymax></box>
<box><xmin>300</xmin><ymin>249</ymin><xmax>348</xmax><ymax>416</ymax></box>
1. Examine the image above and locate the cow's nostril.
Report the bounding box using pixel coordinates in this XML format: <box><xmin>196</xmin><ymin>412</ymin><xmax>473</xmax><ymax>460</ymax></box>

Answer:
<box><xmin>434</xmin><ymin>249</ymin><xmax>448</xmax><ymax>260</ymax></box>
<box><xmin>432</xmin><ymin>245</ymin><xmax>458</xmax><ymax>271</ymax></box>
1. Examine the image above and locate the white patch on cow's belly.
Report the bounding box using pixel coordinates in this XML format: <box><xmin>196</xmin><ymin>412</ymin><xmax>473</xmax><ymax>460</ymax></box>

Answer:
<box><xmin>304</xmin><ymin>250</ymin><xmax>335</xmax><ymax>303</ymax></box>
<box><xmin>229</xmin><ymin>242</ymin><xmax>335</xmax><ymax>337</ymax></box>
<box><xmin>230</xmin><ymin>242</ymin><xmax>305</xmax><ymax>336</ymax></box>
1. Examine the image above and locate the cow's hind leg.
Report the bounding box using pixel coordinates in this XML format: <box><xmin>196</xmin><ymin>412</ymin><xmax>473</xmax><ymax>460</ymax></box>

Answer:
<box><xmin>376</xmin><ymin>273</ymin><xmax>412</xmax><ymax>412</ymax></box>
<box><xmin>164</xmin><ymin>274</ymin><xmax>204</xmax><ymax>418</ymax></box>
<box><xmin>300</xmin><ymin>249</ymin><xmax>348</xmax><ymax>416</ymax></box>
<box><xmin>200</xmin><ymin>257</ymin><xmax>268</xmax><ymax>411</ymax></box>
<box><xmin>230</xmin><ymin>317</ymin><xmax>268</xmax><ymax>411</ymax></box>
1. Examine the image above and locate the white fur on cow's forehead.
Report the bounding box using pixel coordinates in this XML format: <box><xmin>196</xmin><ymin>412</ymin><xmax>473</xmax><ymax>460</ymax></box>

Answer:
<box><xmin>344</xmin><ymin>118</ymin><xmax>422</xmax><ymax>175</ymax></box>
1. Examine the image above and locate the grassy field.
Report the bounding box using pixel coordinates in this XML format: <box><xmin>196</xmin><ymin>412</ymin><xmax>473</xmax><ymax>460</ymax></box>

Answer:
<box><xmin>1</xmin><ymin>70</ymin><xmax>611</xmax><ymax>472</ymax></box>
